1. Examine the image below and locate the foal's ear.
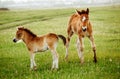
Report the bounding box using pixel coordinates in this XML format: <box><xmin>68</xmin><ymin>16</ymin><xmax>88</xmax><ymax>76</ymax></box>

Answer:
<box><xmin>17</xmin><ymin>26</ymin><xmax>24</xmax><ymax>30</ymax></box>
<box><xmin>86</xmin><ymin>8</ymin><xmax>89</xmax><ymax>14</ymax></box>
<box><xmin>76</xmin><ymin>9</ymin><xmax>81</xmax><ymax>15</ymax></box>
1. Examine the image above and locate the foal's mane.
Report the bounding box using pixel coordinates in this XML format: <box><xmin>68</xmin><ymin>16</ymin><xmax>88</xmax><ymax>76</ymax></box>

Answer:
<box><xmin>21</xmin><ymin>28</ymin><xmax>37</xmax><ymax>37</ymax></box>
<box><xmin>81</xmin><ymin>10</ymin><xmax>87</xmax><ymax>14</ymax></box>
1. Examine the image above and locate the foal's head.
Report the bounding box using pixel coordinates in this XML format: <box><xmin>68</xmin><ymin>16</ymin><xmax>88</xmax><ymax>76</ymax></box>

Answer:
<box><xmin>13</xmin><ymin>27</ymin><xmax>37</xmax><ymax>43</ymax></box>
<box><xmin>76</xmin><ymin>8</ymin><xmax>89</xmax><ymax>32</ymax></box>
<box><xmin>13</xmin><ymin>27</ymin><xmax>25</xmax><ymax>43</ymax></box>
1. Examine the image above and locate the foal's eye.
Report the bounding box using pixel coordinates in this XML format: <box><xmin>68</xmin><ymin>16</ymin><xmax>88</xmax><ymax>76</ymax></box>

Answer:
<box><xmin>17</xmin><ymin>33</ymin><xmax>22</xmax><ymax>37</ymax></box>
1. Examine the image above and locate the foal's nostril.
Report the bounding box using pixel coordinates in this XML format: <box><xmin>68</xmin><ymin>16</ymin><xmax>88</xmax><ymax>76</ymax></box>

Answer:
<box><xmin>82</xmin><ymin>26</ymin><xmax>87</xmax><ymax>32</ymax></box>
<box><xmin>82</xmin><ymin>28</ymin><xmax>86</xmax><ymax>32</ymax></box>
<box><xmin>13</xmin><ymin>39</ymin><xmax>17</xmax><ymax>43</ymax></box>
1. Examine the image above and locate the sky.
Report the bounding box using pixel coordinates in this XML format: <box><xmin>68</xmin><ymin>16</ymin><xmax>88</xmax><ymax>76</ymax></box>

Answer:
<box><xmin>0</xmin><ymin>0</ymin><xmax>120</xmax><ymax>9</ymax></box>
<box><xmin>1</xmin><ymin>0</ymin><xmax>28</xmax><ymax>3</ymax></box>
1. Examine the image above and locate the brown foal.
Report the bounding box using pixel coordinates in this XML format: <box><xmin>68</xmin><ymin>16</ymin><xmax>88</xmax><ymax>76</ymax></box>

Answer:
<box><xmin>65</xmin><ymin>8</ymin><xmax>97</xmax><ymax>63</ymax></box>
<box><xmin>13</xmin><ymin>26</ymin><xmax>66</xmax><ymax>70</ymax></box>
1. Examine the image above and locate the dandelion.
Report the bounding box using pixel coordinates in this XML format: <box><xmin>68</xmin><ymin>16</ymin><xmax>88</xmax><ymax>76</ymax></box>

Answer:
<box><xmin>109</xmin><ymin>58</ymin><xmax>112</xmax><ymax>62</ymax></box>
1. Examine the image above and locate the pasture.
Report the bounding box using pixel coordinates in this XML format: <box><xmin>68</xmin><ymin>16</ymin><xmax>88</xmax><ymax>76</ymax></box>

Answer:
<box><xmin>0</xmin><ymin>6</ymin><xmax>120</xmax><ymax>79</ymax></box>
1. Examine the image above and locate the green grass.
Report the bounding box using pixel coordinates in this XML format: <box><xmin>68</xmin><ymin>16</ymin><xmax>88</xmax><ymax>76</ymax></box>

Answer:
<box><xmin>0</xmin><ymin>6</ymin><xmax>120</xmax><ymax>79</ymax></box>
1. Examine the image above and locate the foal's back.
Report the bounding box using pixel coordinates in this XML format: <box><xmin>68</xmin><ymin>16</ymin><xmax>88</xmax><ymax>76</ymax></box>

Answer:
<box><xmin>35</xmin><ymin>33</ymin><xmax>58</xmax><ymax>43</ymax></box>
<box><xmin>44</xmin><ymin>33</ymin><xmax>58</xmax><ymax>47</ymax></box>
<box><xmin>68</xmin><ymin>13</ymin><xmax>82</xmax><ymax>34</ymax></box>
<box><xmin>68</xmin><ymin>13</ymin><xmax>80</xmax><ymax>27</ymax></box>
<box><xmin>36</xmin><ymin>33</ymin><xmax>58</xmax><ymax>49</ymax></box>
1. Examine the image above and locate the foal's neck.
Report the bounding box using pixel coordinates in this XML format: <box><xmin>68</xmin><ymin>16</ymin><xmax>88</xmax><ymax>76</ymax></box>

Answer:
<box><xmin>22</xmin><ymin>32</ymin><xmax>36</xmax><ymax>45</ymax></box>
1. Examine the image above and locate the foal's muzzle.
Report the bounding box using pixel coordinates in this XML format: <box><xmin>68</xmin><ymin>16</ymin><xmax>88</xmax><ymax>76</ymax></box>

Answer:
<box><xmin>82</xmin><ymin>26</ymin><xmax>87</xmax><ymax>32</ymax></box>
<box><xmin>13</xmin><ymin>38</ymin><xmax>17</xmax><ymax>43</ymax></box>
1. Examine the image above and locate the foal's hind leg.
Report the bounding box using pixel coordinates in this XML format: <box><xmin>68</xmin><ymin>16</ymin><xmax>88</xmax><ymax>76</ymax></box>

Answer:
<box><xmin>30</xmin><ymin>52</ymin><xmax>37</xmax><ymax>70</ymax></box>
<box><xmin>77</xmin><ymin>36</ymin><xmax>84</xmax><ymax>64</ymax></box>
<box><xmin>49</xmin><ymin>44</ymin><xmax>59</xmax><ymax>70</ymax></box>
<box><xmin>88</xmin><ymin>35</ymin><xmax>97</xmax><ymax>63</ymax></box>
<box><xmin>50</xmin><ymin>49</ymin><xmax>59</xmax><ymax>70</ymax></box>
<box><xmin>65</xmin><ymin>26</ymin><xmax>73</xmax><ymax>60</ymax></box>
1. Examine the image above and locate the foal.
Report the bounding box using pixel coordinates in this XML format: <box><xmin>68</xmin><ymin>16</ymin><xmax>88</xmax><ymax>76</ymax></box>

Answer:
<box><xmin>13</xmin><ymin>27</ymin><xmax>66</xmax><ymax>70</ymax></box>
<box><xmin>65</xmin><ymin>8</ymin><xmax>97</xmax><ymax>63</ymax></box>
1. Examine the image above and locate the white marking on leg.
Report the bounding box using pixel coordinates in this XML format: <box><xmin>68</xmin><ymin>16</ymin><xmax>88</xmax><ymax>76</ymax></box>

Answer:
<box><xmin>51</xmin><ymin>50</ymin><xmax>59</xmax><ymax>69</ymax></box>
<box><xmin>50</xmin><ymin>43</ymin><xmax>59</xmax><ymax>69</ymax></box>
<box><xmin>30</xmin><ymin>53</ymin><xmax>36</xmax><ymax>69</ymax></box>
<box><xmin>30</xmin><ymin>58</ymin><xmax>34</xmax><ymax>69</ymax></box>
<box><xmin>77</xmin><ymin>39</ymin><xmax>82</xmax><ymax>59</ymax></box>
<box><xmin>65</xmin><ymin>39</ymin><xmax>69</xmax><ymax>59</ymax></box>
<box><xmin>54</xmin><ymin>43</ymin><xmax>59</xmax><ymax>69</ymax></box>
<box><xmin>55</xmin><ymin>55</ymin><xmax>58</xmax><ymax>69</ymax></box>
<box><xmin>52</xmin><ymin>57</ymin><xmax>55</xmax><ymax>69</ymax></box>
<box><xmin>65</xmin><ymin>47</ymin><xmax>68</xmax><ymax>59</ymax></box>
<box><xmin>77</xmin><ymin>38</ymin><xmax>84</xmax><ymax>63</ymax></box>
<box><xmin>76</xmin><ymin>38</ymin><xmax>80</xmax><ymax>53</ymax></box>
<box><xmin>32</xmin><ymin>53</ymin><xmax>36</xmax><ymax>67</ymax></box>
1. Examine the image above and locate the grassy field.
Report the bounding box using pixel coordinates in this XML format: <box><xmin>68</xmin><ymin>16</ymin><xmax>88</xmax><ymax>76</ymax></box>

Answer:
<box><xmin>0</xmin><ymin>6</ymin><xmax>120</xmax><ymax>79</ymax></box>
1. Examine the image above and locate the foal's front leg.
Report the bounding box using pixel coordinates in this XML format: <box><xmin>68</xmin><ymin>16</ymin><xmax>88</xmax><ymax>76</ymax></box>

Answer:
<box><xmin>30</xmin><ymin>52</ymin><xmax>37</xmax><ymax>70</ymax></box>
<box><xmin>65</xmin><ymin>26</ymin><xmax>73</xmax><ymax>60</ymax></box>
<box><xmin>77</xmin><ymin>36</ymin><xmax>84</xmax><ymax>64</ymax></box>
<box><xmin>88</xmin><ymin>35</ymin><xmax>97</xmax><ymax>63</ymax></box>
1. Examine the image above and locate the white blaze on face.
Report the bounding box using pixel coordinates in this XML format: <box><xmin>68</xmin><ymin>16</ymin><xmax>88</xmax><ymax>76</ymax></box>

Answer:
<box><xmin>82</xmin><ymin>16</ymin><xmax>86</xmax><ymax>22</ymax></box>
<box><xmin>82</xmin><ymin>16</ymin><xmax>87</xmax><ymax>31</ymax></box>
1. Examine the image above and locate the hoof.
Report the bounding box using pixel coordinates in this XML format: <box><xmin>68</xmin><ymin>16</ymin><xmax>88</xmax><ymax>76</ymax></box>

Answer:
<box><xmin>33</xmin><ymin>66</ymin><xmax>37</xmax><ymax>71</ymax></box>
<box><xmin>80</xmin><ymin>61</ymin><xmax>84</xmax><ymax>64</ymax></box>
<box><xmin>30</xmin><ymin>66</ymin><xmax>37</xmax><ymax>71</ymax></box>
<box><xmin>93</xmin><ymin>59</ymin><xmax>97</xmax><ymax>63</ymax></box>
<box><xmin>80</xmin><ymin>58</ymin><xmax>84</xmax><ymax>64</ymax></box>
<box><xmin>64</xmin><ymin>57</ymin><xmax>68</xmax><ymax>62</ymax></box>
<box><xmin>51</xmin><ymin>68</ymin><xmax>58</xmax><ymax>71</ymax></box>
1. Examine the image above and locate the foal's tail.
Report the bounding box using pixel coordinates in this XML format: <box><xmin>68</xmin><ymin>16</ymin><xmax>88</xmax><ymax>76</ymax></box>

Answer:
<box><xmin>58</xmin><ymin>35</ymin><xmax>66</xmax><ymax>45</ymax></box>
